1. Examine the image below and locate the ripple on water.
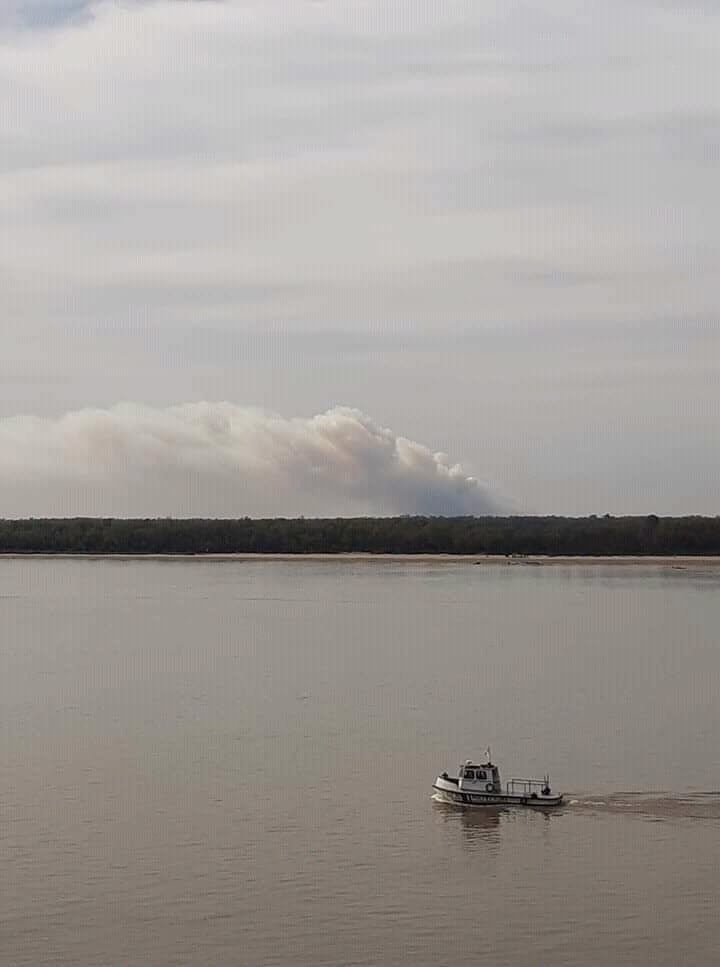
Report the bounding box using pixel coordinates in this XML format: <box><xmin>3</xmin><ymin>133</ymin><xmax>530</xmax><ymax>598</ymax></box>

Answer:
<box><xmin>567</xmin><ymin>791</ymin><xmax>720</xmax><ymax>820</ymax></box>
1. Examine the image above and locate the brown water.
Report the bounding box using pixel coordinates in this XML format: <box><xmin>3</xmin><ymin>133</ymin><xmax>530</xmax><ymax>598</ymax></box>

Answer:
<box><xmin>1</xmin><ymin>558</ymin><xmax>719</xmax><ymax>966</ymax></box>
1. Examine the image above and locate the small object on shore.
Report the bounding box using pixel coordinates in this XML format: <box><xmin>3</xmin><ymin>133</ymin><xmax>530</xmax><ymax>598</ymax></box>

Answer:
<box><xmin>432</xmin><ymin>747</ymin><xmax>563</xmax><ymax>809</ymax></box>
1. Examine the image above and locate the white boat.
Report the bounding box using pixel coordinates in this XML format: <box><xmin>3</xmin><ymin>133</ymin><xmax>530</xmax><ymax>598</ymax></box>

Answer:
<box><xmin>432</xmin><ymin>749</ymin><xmax>563</xmax><ymax>809</ymax></box>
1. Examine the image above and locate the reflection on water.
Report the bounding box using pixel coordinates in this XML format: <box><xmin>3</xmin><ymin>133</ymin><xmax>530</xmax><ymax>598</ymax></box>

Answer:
<box><xmin>432</xmin><ymin>801</ymin><xmax>502</xmax><ymax>843</ymax></box>
<box><xmin>432</xmin><ymin>798</ymin><xmax>566</xmax><ymax>851</ymax></box>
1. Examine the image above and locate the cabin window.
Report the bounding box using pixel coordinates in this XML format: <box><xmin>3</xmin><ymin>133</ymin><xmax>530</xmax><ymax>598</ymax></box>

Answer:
<box><xmin>478</xmin><ymin>770</ymin><xmax>487</xmax><ymax>780</ymax></box>
<box><xmin>463</xmin><ymin>769</ymin><xmax>475</xmax><ymax>780</ymax></box>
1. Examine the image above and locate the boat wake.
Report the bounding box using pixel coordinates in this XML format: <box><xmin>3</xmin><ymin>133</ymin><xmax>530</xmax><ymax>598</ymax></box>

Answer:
<box><xmin>566</xmin><ymin>791</ymin><xmax>720</xmax><ymax>821</ymax></box>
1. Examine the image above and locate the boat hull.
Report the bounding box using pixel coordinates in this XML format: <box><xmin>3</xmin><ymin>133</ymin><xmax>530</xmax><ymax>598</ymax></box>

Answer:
<box><xmin>433</xmin><ymin>778</ymin><xmax>563</xmax><ymax>809</ymax></box>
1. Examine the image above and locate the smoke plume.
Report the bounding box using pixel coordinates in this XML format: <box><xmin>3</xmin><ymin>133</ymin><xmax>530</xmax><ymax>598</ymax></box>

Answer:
<box><xmin>0</xmin><ymin>402</ymin><xmax>503</xmax><ymax>518</ymax></box>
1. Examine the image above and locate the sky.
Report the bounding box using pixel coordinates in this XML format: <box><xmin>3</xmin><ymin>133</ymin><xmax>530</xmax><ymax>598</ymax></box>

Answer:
<box><xmin>1</xmin><ymin>0</ymin><xmax>718</xmax><ymax>517</ymax></box>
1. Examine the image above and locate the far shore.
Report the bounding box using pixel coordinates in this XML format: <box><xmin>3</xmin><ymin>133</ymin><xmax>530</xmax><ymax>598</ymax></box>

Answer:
<box><xmin>2</xmin><ymin>553</ymin><xmax>720</xmax><ymax>566</ymax></box>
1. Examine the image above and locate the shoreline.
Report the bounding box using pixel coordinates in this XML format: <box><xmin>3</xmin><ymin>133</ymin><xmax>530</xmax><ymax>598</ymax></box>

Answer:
<box><xmin>1</xmin><ymin>553</ymin><xmax>720</xmax><ymax>565</ymax></box>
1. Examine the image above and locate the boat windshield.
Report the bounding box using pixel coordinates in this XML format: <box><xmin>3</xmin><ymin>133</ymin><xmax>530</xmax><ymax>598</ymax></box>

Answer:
<box><xmin>462</xmin><ymin>768</ymin><xmax>488</xmax><ymax>781</ymax></box>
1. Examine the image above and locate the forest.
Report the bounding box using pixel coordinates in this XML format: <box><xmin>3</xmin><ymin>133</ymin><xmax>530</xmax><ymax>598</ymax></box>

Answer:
<box><xmin>0</xmin><ymin>515</ymin><xmax>719</xmax><ymax>556</ymax></box>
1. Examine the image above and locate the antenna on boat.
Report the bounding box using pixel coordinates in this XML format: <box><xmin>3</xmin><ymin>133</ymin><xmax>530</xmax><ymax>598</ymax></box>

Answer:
<box><xmin>485</xmin><ymin>746</ymin><xmax>491</xmax><ymax>764</ymax></box>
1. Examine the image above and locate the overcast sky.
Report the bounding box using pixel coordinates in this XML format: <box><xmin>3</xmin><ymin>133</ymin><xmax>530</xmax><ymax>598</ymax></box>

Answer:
<box><xmin>1</xmin><ymin>0</ymin><xmax>718</xmax><ymax>516</ymax></box>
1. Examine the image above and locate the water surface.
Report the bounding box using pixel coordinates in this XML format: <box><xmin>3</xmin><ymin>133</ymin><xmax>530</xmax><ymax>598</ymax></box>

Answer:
<box><xmin>1</xmin><ymin>558</ymin><xmax>719</xmax><ymax>965</ymax></box>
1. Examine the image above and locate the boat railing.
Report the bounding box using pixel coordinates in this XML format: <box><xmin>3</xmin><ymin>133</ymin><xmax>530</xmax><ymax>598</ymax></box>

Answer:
<box><xmin>506</xmin><ymin>777</ymin><xmax>549</xmax><ymax>796</ymax></box>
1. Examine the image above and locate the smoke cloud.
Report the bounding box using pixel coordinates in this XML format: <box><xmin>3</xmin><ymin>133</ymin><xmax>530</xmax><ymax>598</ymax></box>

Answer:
<box><xmin>0</xmin><ymin>403</ymin><xmax>504</xmax><ymax>518</ymax></box>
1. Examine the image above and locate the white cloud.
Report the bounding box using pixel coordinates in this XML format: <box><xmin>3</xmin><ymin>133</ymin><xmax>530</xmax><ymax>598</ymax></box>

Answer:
<box><xmin>0</xmin><ymin>402</ymin><xmax>503</xmax><ymax>517</ymax></box>
<box><xmin>1</xmin><ymin>1</ymin><xmax>717</xmax><ymax>321</ymax></box>
<box><xmin>1</xmin><ymin>0</ymin><xmax>718</xmax><ymax>514</ymax></box>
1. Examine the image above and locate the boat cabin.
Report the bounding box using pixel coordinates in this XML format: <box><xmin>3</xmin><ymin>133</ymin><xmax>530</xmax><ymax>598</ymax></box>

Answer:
<box><xmin>457</xmin><ymin>759</ymin><xmax>501</xmax><ymax>793</ymax></box>
<box><xmin>433</xmin><ymin>751</ymin><xmax>561</xmax><ymax>807</ymax></box>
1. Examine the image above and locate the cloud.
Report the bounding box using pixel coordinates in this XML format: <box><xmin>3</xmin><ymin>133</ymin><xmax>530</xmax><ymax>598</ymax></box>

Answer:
<box><xmin>0</xmin><ymin>403</ymin><xmax>504</xmax><ymax>517</ymax></box>
<box><xmin>0</xmin><ymin>0</ymin><xmax>94</xmax><ymax>28</ymax></box>
<box><xmin>2</xmin><ymin>0</ymin><xmax>718</xmax><ymax>333</ymax></box>
<box><xmin>1</xmin><ymin>0</ymin><xmax>718</xmax><ymax>516</ymax></box>
<box><xmin>0</xmin><ymin>0</ymin><xmax>215</xmax><ymax>30</ymax></box>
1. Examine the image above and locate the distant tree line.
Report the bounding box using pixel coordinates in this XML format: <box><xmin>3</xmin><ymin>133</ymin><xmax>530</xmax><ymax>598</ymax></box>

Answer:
<box><xmin>0</xmin><ymin>515</ymin><xmax>719</xmax><ymax>555</ymax></box>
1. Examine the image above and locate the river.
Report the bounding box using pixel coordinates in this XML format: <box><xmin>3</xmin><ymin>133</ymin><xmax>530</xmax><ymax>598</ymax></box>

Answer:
<box><xmin>1</xmin><ymin>557</ymin><xmax>719</xmax><ymax>965</ymax></box>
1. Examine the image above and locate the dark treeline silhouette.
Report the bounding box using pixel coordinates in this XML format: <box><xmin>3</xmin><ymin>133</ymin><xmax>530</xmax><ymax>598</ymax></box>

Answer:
<box><xmin>0</xmin><ymin>515</ymin><xmax>719</xmax><ymax>555</ymax></box>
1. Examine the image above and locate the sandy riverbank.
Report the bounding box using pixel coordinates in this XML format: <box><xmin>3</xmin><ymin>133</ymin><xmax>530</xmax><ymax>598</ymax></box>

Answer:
<box><xmin>2</xmin><ymin>553</ymin><xmax>720</xmax><ymax>565</ymax></box>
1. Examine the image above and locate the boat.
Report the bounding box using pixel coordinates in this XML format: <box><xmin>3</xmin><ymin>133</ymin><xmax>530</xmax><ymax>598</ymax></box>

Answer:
<box><xmin>432</xmin><ymin>749</ymin><xmax>563</xmax><ymax>809</ymax></box>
